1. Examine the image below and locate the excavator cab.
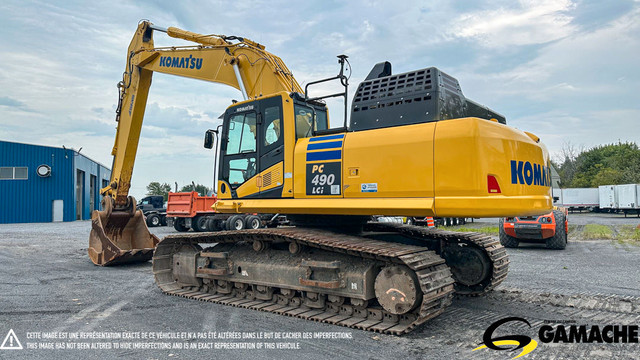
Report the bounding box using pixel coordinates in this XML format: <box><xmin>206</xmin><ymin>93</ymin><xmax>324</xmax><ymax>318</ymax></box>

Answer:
<box><xmin>88</xmin><ymin>196</ymin><xmax>159</xmax><ymax>266</ymax></box>
<box><xmin>211</xmin><ymin>92</ymin><xmax>334</xmax><ymax>201</ymax></box>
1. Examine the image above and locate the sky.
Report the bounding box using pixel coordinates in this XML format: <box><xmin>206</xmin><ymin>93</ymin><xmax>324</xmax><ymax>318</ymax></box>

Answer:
<box><xmin>1</xmin><ymin>0</ymin><xmax>638</xmax><ymax>199</ymax></box>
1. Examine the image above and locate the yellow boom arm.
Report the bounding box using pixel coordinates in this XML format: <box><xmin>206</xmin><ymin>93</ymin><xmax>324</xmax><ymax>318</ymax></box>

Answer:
<box><xmin>104</xmin><ymin>21</ymin><xmax>302</xmax><ymax>206</ymax></box>
<box><xmin>89</xmin><ymin>21</ymin><xmax>303</xmax><ymax>266</ymax></box>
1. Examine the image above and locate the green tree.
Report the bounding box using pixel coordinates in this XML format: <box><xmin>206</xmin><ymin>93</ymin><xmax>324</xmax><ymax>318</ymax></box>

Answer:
<box><xmin>146</xmin><ymin>181</ymin><xmax>172</xmax><ymax>201</ymax></box>
<box><xmin>591</xmin><ymin>167</ymin><xmax>624</xmax><ymax>186</ymax></box>
<box><xmin>555</xmin><ymin>142</ymin><xmax>640</xmax><ymax>188</ymax></box>
<box><xmin>179</xmin><ymin>183</ymin><xmax>211</xmax><ymax>196</ymax></box>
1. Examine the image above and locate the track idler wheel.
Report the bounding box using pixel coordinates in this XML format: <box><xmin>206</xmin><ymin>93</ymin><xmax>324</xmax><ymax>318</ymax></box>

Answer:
<box><xmin>442</xmin><ymin>243</ymin><xmax>492</xmax><ymax>294</ymax></box>
<box><xmin>374</xmin><ymin>266</ymin><xmax>421</xmax><ymax>315</ymax></box>
<box><xmin>88</xmin><ymin>196</ymin><xmax>160</xmax><ymax>266</ymax></box>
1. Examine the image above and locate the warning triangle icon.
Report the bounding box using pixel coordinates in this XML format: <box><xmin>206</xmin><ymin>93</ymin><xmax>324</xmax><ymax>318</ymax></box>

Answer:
<box><xmin>0</xmin><ymin>329</ymin><xmax>23</xmax><ymax>350</ymax></box>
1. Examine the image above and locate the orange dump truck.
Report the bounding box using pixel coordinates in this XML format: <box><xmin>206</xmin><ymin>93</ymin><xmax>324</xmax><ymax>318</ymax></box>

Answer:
<box><xmin>166</xmin><ymin>191</ymin><xmax>285</xmax><ymax>232</ymax></box>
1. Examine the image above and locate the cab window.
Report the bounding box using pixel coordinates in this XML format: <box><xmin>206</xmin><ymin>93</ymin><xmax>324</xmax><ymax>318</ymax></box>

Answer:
<box><xmin>263</xmin><ymin>106</ymin><xmax>281</xmax><ymax>147</ymax></box>
<box><xmin>295</xmin><ymin>104</ymin><xmax>328</xmax><ymax>139</ymax></box>
<box><xmin>228</xmin><ymin>158</ymin><xmax>256</xmax><ymax>185</ymax></box>
<box><xmin>315</xmin><ymin>109</ymin><xmax>328</xmax><ymax>132</ymax></box>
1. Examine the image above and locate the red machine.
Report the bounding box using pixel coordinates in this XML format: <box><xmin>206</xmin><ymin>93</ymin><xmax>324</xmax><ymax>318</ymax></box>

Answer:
<box><xmin>499</xmin><ymin>207</ymin><xmax>568</xmax><ymax>249</ymax></box>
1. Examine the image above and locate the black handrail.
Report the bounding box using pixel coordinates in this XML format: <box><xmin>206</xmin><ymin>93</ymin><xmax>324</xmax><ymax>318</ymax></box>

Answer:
<box><xmin>304</xmin><ymin>55</ymin><xmax>350</xmax><ymax>131</ymax></box>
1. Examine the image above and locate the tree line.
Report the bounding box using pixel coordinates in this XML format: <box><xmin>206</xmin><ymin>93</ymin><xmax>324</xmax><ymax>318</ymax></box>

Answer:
<box><xmin>553</xmin><ymin>142</ymin><xmax>640</xmax><ymax>188</ymax></box>
<box><xmin>145</xmin><ymin>182</ymin><xmax>211</xmax><ymax>201</ymax></box>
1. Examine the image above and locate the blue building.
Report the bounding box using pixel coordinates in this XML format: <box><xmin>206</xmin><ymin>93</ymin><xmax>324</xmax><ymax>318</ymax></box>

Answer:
<box><xmin>0</xmin><ymin>140</ymin><xmax>111</xmax><ymax>223</ymax></box>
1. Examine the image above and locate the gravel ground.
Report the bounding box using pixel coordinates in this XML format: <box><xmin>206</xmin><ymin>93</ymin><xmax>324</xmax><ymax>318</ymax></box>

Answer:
<box><xmin>1</xmin><ymin>218</ymin><xmax>639</xmax><ymax>359</ymax></box>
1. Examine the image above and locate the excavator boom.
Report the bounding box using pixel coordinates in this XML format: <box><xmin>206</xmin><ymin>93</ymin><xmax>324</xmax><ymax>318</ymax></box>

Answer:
<box><xmin>108</xmin><ymin>22</ymin><xmax>301</xmax><ymax>205</ymax></box>
<box><xmin>89</xmin><ymin>21</ymin><xmax>301</xmax><ymax>265</ymax></box>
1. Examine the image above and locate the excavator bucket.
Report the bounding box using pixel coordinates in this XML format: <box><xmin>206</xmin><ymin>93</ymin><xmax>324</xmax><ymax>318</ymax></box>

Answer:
<box><xmin>88</xmin><ymin>198</ymin><xmax>159</xmax><ymax>266</ymax></box>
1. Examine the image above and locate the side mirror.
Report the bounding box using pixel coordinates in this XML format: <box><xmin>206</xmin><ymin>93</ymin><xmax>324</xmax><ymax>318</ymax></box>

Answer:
<box><xmin>204</xmin><ymin>129</ymin><xmax>217</xmax><ymax>149</ymax></box>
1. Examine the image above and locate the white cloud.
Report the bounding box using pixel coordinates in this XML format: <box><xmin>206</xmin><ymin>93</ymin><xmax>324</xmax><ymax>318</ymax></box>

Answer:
<box><xmin>464</xmin><ymin>6</ymin><xmax>640</xmax><ymax>158</ymax></box>
<box><xmin>449</xmin><ymin>0</ymin><xmax>577</xmax><ymax>47</ymax></box>
<box><xmin>461</xmin><ymin>6</ymin><xmax>640</xmax><ymax>102</ymax></box>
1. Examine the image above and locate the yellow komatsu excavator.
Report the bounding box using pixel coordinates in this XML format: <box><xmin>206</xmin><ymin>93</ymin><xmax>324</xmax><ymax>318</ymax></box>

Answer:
<box><xmin>90</xmin><ymin>21</ymin><xmax>552</xmax><ymax>334</ymax></box>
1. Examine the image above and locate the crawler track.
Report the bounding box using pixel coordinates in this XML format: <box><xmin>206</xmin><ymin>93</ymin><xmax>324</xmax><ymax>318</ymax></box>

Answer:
<box><xmin>364</xmin><ymin>223</ymin><xmax>509</xmax><ymax>295</ymax></box>
<box><xmin>152</xmin><ymin>225</ymin><xmax>508</xmax><ymax>334</ymax></box>
<box><xmin>153</xmin><ymin>228</ymin><xmax>455</xmax><ymax>335</ymax></box>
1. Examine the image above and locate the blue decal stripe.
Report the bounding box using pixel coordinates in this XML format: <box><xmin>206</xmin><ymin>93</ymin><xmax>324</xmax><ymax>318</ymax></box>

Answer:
<box><xmin>308</xmin><ymin>134</ymin><xmax>345</xmax><ymax>142</ymax></box>
<box><xmin>306</xmin><ymin>150</ymin><xmax>342</xmax><ymax>162</ymax></box>
<box><xmin>307</xmin><ymin>141</ymin><xmax>343</xmax><ymax>151</ymax></box>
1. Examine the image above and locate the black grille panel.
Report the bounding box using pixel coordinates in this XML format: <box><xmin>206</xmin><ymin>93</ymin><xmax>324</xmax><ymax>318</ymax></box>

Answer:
<box><xmin>350</xmin><ymin>66</ymin><xmax>504</xmax><ymax>132</ymax></box>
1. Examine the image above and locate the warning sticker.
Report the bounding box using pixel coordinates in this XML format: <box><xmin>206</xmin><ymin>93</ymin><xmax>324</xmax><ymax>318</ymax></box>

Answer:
<box><xmin>1</xmin><ymin>329</ymin><xmax>23</xmax><ymax>350</ymax></box>
<box><xmin>360</xmin><ymin>183</ymin><xmax>378</xmax><ymax>193</ymax></box>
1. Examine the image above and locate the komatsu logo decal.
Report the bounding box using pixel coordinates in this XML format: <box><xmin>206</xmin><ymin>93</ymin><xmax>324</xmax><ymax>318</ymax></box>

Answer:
<box><xmin>159</xmin><ymin>55</ymin><xmax>203</xmax><ymax>70</ymax></box>
<box><xmin>235</xmin><ymin>105</ymin><xmax>254</xmax><ymax>112</ymax></box>
<box><xmin>511</xmin><ymin>160</ymin><xmax>551</xmax><ymax>187</ymax></box>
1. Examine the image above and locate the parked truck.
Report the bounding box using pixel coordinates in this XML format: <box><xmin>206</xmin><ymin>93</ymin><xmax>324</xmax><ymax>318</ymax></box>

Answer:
<box><xmin>137</xmin><ymin>195</ymin><xmax>167</xmax><ymax>227</ymax></box>
<box><xmin>166</xmin><ymin>191</ymin><xmax>286</xmax><ymax>232</ymax></box>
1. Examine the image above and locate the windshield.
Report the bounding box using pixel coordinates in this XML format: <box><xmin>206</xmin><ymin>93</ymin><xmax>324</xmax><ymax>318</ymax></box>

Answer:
<box><xmin>226</xmin><ymin>112</ymin><xmax>257</xmax><ymax>154</ymax></box>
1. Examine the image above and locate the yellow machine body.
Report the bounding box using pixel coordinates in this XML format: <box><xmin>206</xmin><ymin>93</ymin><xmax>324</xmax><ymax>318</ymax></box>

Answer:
<box><xmin>90</xmin><ymin>21</ymin><xmax>552</xmax><ymax>266</ymax></box>
<box><xmin>214</xmin><ymin>94</ymin><xmax>551</xmax><ymax>217</ymax></box>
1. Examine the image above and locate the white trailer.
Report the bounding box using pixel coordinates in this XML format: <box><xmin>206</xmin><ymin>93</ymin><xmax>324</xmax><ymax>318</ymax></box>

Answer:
<box><xmin>617</xmin><ymin>184</ymin><xmax>638</xmax><ymax>209</ymax></box>
<box><xmin>615</xmin><ymin>184</ymin><xmax>640</xmax><ymax>217</ymax></box>
<box><xmin>599</xmin><ymin>185</ymin><xmax>617</xmax><ymax>210</ymax></box>
<box><xmin>561</xmin><ymin>188</ymin><xmax>599</xmax><ymax>211</ymax></box>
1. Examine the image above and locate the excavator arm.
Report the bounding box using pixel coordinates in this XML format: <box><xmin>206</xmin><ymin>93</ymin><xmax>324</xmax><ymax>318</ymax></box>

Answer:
<box><xmin>105</xmin><ymin>21</ymin><xmax>302</xmax><ymax>205</ymax></box>
<box><xmin>90</xmin><ymin>21</ymin><xmax>302</xmax><ymax>265</ymax></box>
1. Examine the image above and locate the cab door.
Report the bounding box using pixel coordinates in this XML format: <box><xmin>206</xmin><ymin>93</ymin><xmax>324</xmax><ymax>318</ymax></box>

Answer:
<box><xmin>256</xmin><ymin>96</ymin><xmax>285</xmax><ymax>197</ymax></box>
<box><xmin>220</xmin><ymin>109</ymin><xmax>259</xmax><ymax>198</ymax></box>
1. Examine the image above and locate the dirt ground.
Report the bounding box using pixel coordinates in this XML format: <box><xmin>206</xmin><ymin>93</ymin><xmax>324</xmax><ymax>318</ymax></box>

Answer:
<box><xmin>1</xmin><ymin>214</ymin><xmax>639</xmax><ymax>359</ymax></box>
